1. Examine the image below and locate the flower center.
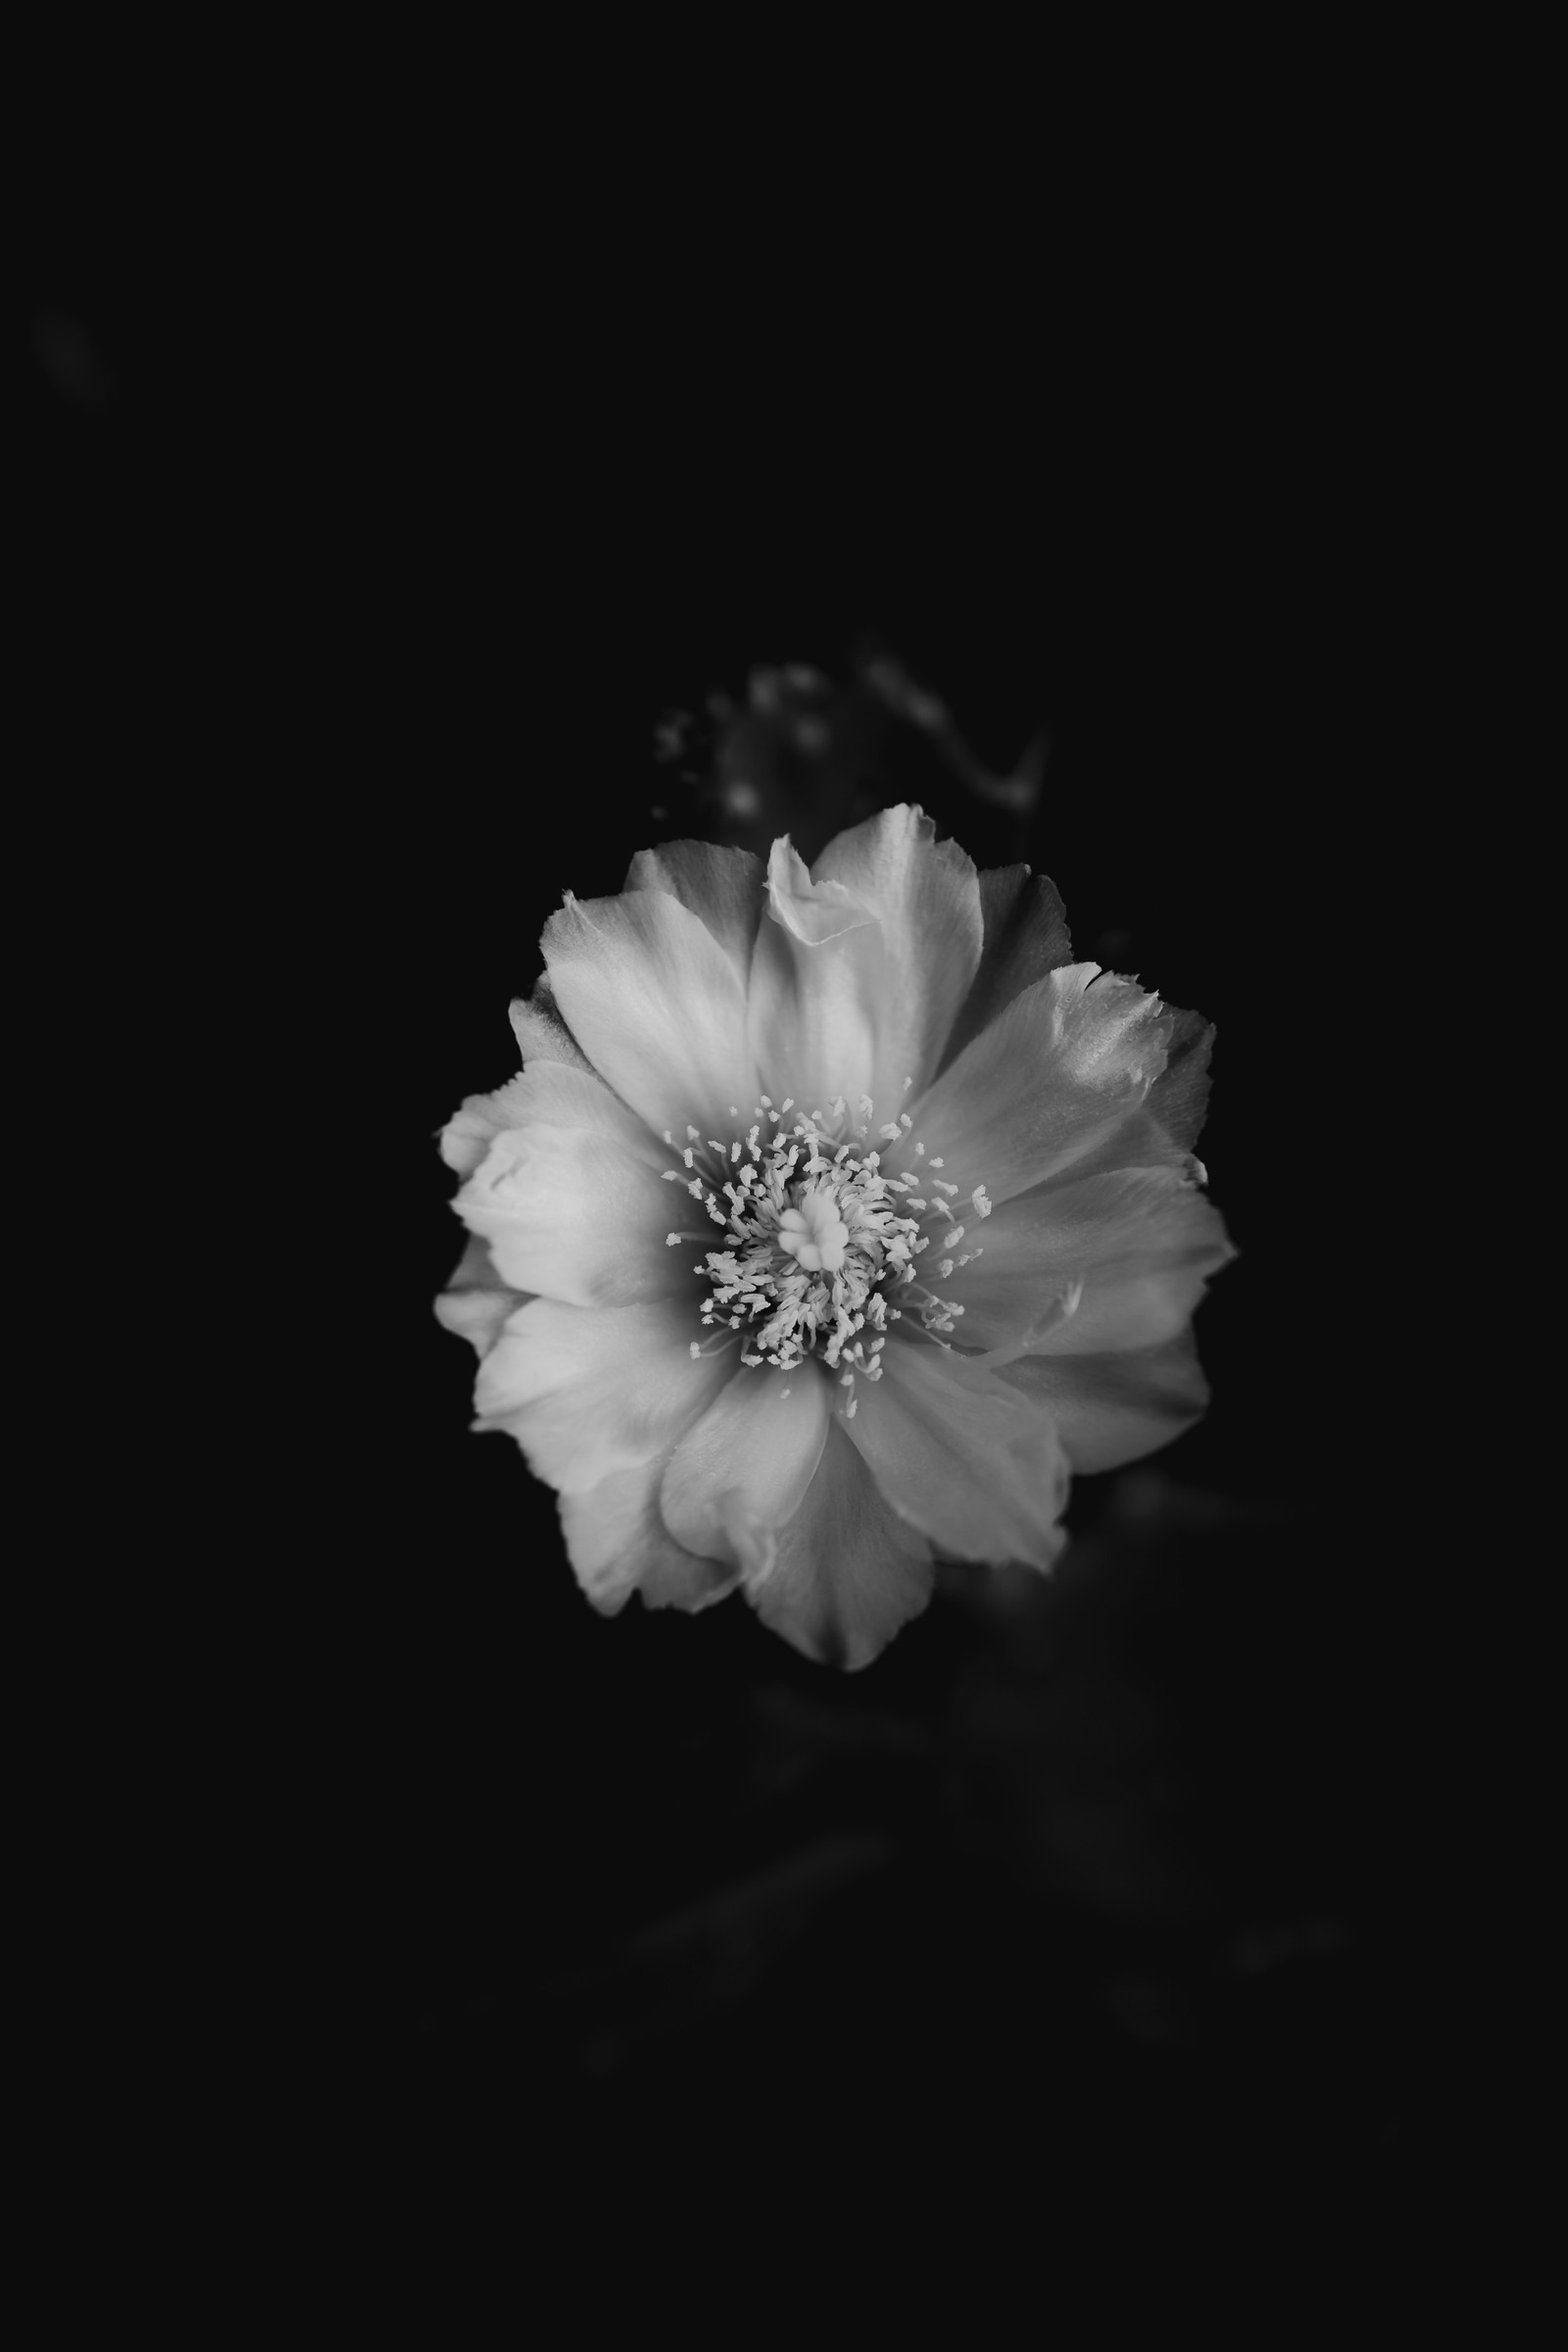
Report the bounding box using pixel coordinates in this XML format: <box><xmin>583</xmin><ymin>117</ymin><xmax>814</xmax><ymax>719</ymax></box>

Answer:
<box><xmin>661</xmin><ymin>1090</ymin><xmax>993</xmax><ymax>1411</ymax></box>
<box><xmin>776</xmin><ymin>1189</ymin><xmax>849</xmax><ymax>1275</ymax></box>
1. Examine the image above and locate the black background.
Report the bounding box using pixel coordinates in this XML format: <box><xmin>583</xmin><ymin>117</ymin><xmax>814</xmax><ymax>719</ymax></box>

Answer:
<box><xmin>22</xmin><ymin>81</ymin><xmax>1482</xmax><ymax>2306</ymax></box>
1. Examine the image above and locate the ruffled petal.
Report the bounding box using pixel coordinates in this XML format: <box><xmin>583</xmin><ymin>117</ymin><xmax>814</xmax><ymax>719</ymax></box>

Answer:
<box><xmin>661</xmin><ymin>1358</ymin><xmax>833</xmax><ymax>1582</ymax></box>
<box><xmin>622</xmin><ymin>840</ymin><xmax>765</xmax><ymax>995</ymax></box>
<box><xmin>473</xmin><ymin>1297</ymin><xmax>731</xmax><ymax>1493</ymax></box>
<box><xmin>939</xmin><ymin>1166</ymin><xmax>1235</xmax><ymax>1351</ymax></box>
<box><xmin>843</xmin><ymin>1334</ymin><xmax>1071</xmax><ymax>1569</ymax></box>
<box><xmin>809</xmin><ymin>804</ymin><xmax>984</xmax><ymax>1113</ymax></box>
<box><xmin>996</xmin><ymin>1329</ymin><xmax>1212</xmax><ymax>1472</ymax></box>
<box><xmin>897</xmin><ymin>963</ymin><xmax>1173</xmax><ymax>1207</ymax></box>
<box><xmin>432</xmin><ymin>1231</ymin><xmax>530</xmax><ymax>1357</ymax></box>
<box><xmin>451</xmin><ymin>1063</ymin><xmax>690</xmax><ymax>1308</ymax></box>
<box><xmin>746</xmin><ymin>1421</ymin><xmax>937</xmax><ymax>1670</ymax></box>
<box><xmin>541</xmin><ymin>885</ymin><xmax>758</xmax><ymax>1139</ymax></box>
<box><xmin>438</xmin><ymin>975</ymin><xmax>605</xmax><ymax>1178</ymax></box>
<box><xmin>437</xmin><ymin>1074</ymin><xmax>536</xmax><ymax>1177</ymax></box>
<box><xmin>746</xmin><ymin>837</ymin><xmax>884</xmax><ymax>1113</ymax></box>
<box><xmin>557</xmin><ymin>1448</ymin><xmax>739</xmax><ymax>1617</ymax></box>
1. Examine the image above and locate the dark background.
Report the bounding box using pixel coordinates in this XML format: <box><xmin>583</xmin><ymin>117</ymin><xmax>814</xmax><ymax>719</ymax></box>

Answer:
<box><xmin>22</xmin><ymin>91</ymin><xmax>1480</xmax><ymax>2299</ymax></box>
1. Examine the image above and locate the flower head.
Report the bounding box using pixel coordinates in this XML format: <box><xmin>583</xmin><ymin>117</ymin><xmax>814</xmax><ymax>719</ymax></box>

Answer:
<box><xmin>435</xmin><ymin>807</ymin><xmax>1235</xmax><ymax>1669</ymax></box>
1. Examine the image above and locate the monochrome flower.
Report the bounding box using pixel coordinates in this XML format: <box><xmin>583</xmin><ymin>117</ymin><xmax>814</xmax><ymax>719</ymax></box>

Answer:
<box><xmin>435</xmin><ymin>807</ymin><xmax>1235</xmax><ymax>1669</ymax></box>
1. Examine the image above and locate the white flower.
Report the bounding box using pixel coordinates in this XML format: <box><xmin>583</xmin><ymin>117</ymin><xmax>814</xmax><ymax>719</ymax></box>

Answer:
<box><xmin>435</xmin><ymin>807</ymin><xmax>1235</xmax><ymax>1669</ymax></box>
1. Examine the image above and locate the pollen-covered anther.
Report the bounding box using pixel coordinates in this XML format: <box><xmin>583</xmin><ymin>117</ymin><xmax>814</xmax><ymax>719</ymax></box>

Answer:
<box><xmin>658</xmin><ymin>1094</ymin><xmax>993</xmax><ymax>1382</ymax></box>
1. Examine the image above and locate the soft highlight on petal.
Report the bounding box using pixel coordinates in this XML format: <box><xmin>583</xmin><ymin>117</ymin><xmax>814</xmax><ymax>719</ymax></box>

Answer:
<box><xmin>996</xmin><ymin>1329</ymin><xmax>1212</xmax><ymax>1472</ymax></box>
<box><xmin>935</xmin><ymin>863</ymin><xmax>1074</xmax><ymax>1076</ymax></box>
<box><xmin>558</xmin><ymin>1448</ymin><xmax>740</xmax><ymax>1617</ymax></box>
<box><xmin>810</xmin><ymin>803</ymin><xmax>984</xmax><ymax>1111</ymax></box>
<box><xmin>940</xmin><ymin>1165</ymin><xmax>1235</xmax><ymax>1352</ymax></box>
<box><xmin>509</xmin><ymin>975</ymin><xmax>596</xmax><ymax>1075</ymax></box>
<box><xmin>898</xmin><ymin>963</ymin><xmax>1173</xmax><ymax>1206</ymax></box>
<box><xmin>452</xmin><ymin>1063</ymin><xmax>688</xmax><ymax>1308</ymax></box>
<box><xmin>844</xmin><ymin>1335</ymin><xmax>1071</xmax><ymax>1570</ymax></box>
<box><xmin>541</xmin><ymin>886</ymin><xmax>758</xmax><ymax>1139</ymax></box>
<box><xmin>438</xmin><ymin>1074</ymin><xmax>536</xmax><ymax>1177</ymax></box>
<box><xmin>622</xmin><ymin>840</ymin><xmax>765</xmax><ymax>994</ymax></box>
<box><xmin>1142</xmin><ymin>1004</ymin><xmax>1217</xmax><ymax>1155</ymax></box>
<box><xmin>474</xmin><ymin>1297</ymin><xmax>732</xmax><ymax>1493</ymax></box>
<box><xmin>746</xmin><ymin>838</ymin><xmax>884</xmax><ymax>1114</ymax></box>
<box><xmin>661</xmin><ymin>1359</ymin><xmax>833</xmax><ymax>1584</ymax></box>
<box><xmin>433</xmin><ymin>1231</ymin><xmax>530</xmax><ymax>1358</ymax></box>
<box><xmin>749</xmin><ymin>1421</ymin><xmax>936</xmax><ymax>1670</ymax></box>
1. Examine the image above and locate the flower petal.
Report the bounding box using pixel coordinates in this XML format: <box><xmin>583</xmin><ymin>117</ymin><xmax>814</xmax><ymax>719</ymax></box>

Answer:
<box><xmin>433</xmin><ymin>1231</ymin><xmax>531</xmax><ymax>1357</ymax></box>
<box><xmin>1009</xmin><ymin>1231</ymin><xmax>1233</xmax><ymax>1358</ymax></box>
<box><xmin>661</xmin><ymin>1358</ymin><xmax>833</xmax><ymax>1582</ymax></box>
<box><xmin>746</xmin><ymin>837</ymin><xmax>884</xmax><ymax>1113</ymax></box>
<box><xmin>439</xmin><ymin>976</ymin><xmax>605</xmax><ymax>1178</ymax></box>
<box><xmin>557</xmin><ymin>1448</ymin><xmax>740</xmax><ymax>1617</ymax></box>
<box><xmin>996</xmin><ymin>1329</ymin><xmax>1212</xmax><ymax>1472</ymax></box>
<box><xmin>992</xmin><ymin>1004</ymin><xmax>1215</xmax><ymax>1187</ymax></box>
<box><xmin>1144</xmin><ymin>1004</ymin><xmax>1216</xmax><ymax>1155</ymax></box>
<box><xmin>622</xmin><ymin>839</ymin><xmax>765</xmax><ymax>995</ymax></box>
<box><xmin>474</xmin><ymin>1297</ymin><xmax>731</xmax><ymax>1493</ymax></box>
<box><xmin>934</xmin><ymin>863</ymin><xmax>1074</xmax><ymax>1076</ymax></box>
<box><xmin>437</xmin><ymin>1074</ymin><xmax>536</xmax><ymax>1177</ymax></box>
<box><xmin>541</xmin><ymin>885</ymin><xmax>758</xmax><ymax>1139</ymax></box>
<box><xmin>509</xmin><ymin>975</ymin><xmax>597</xmax><ymax>1075</ymax></box>
<box><xmin>746</xmin><ymin>1421</ymin><xmax>936</xmax><ymax>1670</ymax></box>
<box><xmin>843</xmin><ymin>1335</ymin><xmax>1071</xmax><ymax>1569</ymax></box>
<box><xmin>809</xmin><ymin>804</ymin><xmax>983</xmax><ymax>1111</ymax></box>
<box><xmin>898</xmin><ymin>963</ymin><xmax>1172</xmax><ymax>1206</ymax></box>
<box><xmin>940</xmin><ymin>1166</ymin><xmax>1235</xmax><ymax>1352</ymax></box>
<box><xmin>452</xmin><ymin>1063</ymin><xmax>691</xmax><ymax>1307</ymax></box>
<box><xmin>997</xmin><ymin>1103</ymin><xmax>1189</xmax><ymax>1196</ymax></box>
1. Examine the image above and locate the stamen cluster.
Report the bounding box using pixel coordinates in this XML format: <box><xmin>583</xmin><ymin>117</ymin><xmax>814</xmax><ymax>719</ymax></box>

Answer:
<box><xmin>662</xmin><ymin>1089</ymin><xmax>993</xmax><ymax>1414</ymax></box>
